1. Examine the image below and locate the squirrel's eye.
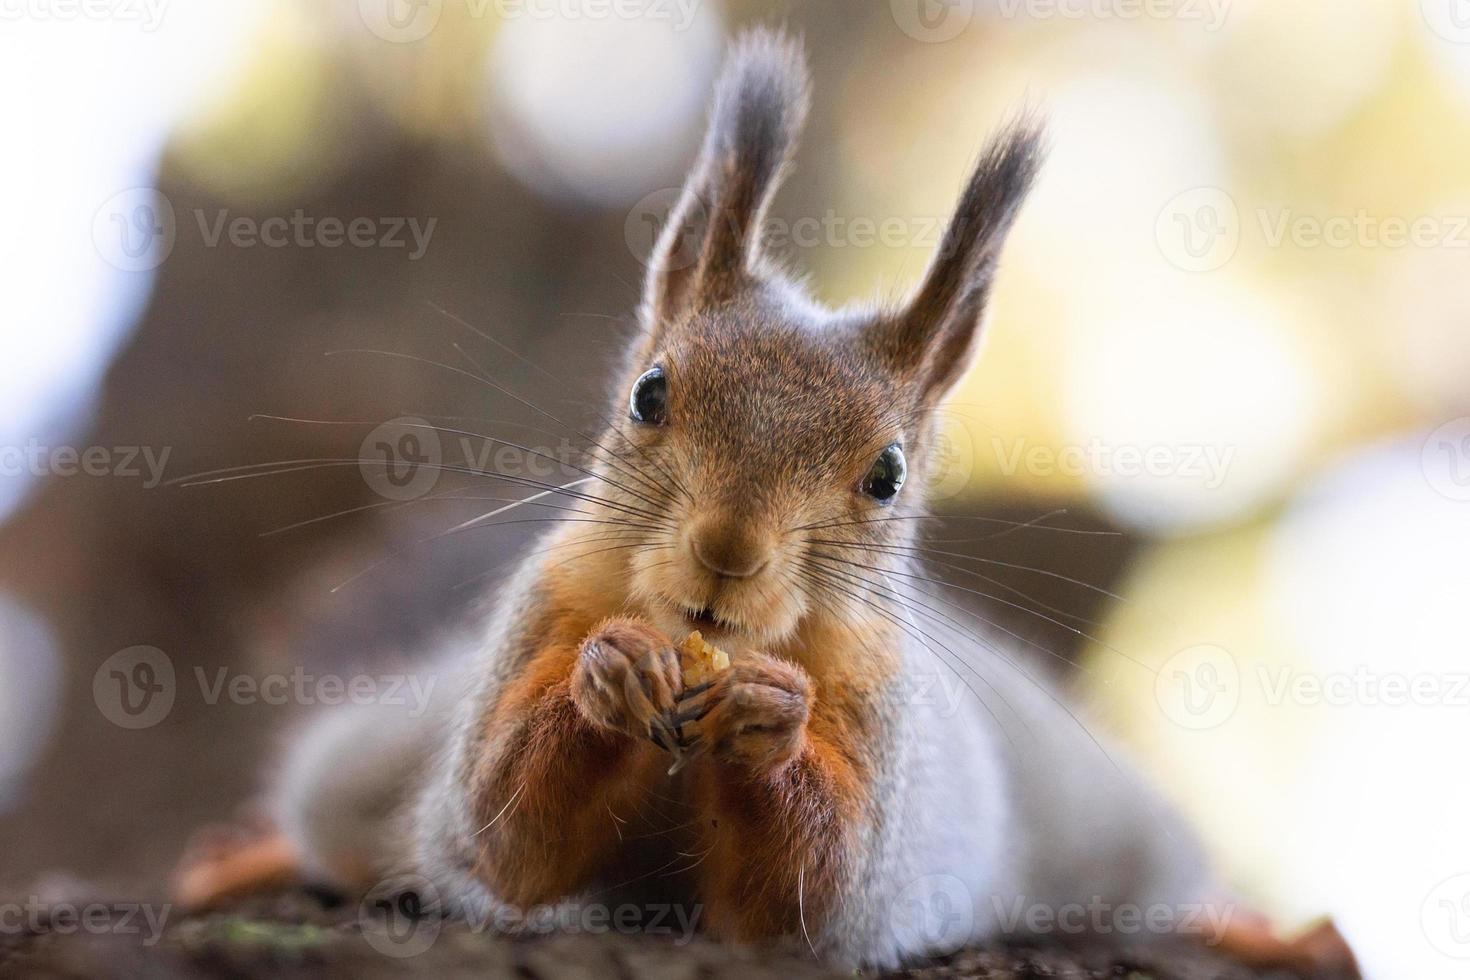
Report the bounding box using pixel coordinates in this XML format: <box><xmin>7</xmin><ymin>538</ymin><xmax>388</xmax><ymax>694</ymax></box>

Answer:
<box><xmin>862</xmin><ymin>444</ymin><xmax>906</xmax><ymax>504</ymax></box>
<box><xmin>629</xmin><ymin>366</ymin><xmax>668</xmax><ymax>425</ymax></box>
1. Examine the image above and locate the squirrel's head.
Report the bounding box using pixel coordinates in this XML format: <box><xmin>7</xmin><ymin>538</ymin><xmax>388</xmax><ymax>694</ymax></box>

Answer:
<box><xmin>602</xmin><ymin>29</ymin><xmax>1043</xmax><ymax>649</ymax></box>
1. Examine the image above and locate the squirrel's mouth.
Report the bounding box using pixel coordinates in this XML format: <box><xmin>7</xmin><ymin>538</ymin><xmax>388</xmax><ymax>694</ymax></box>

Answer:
<box><xmin>680</xmin><ymin>604</ymin><xmax>736</xmax><ymax>634</ymax></box>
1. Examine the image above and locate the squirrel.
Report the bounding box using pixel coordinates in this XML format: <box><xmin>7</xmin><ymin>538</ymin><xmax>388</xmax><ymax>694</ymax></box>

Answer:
<box><xmin>173</xmin><ymin>28</ymin><xmax>1361</xmax><ymax>978</ymax></box>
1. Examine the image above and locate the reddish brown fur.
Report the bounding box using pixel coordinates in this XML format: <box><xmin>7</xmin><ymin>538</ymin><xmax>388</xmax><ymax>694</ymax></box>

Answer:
<box><xmin>692</xmin><ymin>687</ymin><xmax>869</xmax><ymax>940</ymax></box>
<box><xmin>467</xmin><ymin>612</ymin><xmax>674</xmax><ymax>907</ymax></box>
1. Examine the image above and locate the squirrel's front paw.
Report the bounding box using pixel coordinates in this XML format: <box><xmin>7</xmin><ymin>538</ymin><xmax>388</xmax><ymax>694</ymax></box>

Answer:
<box><xmin>676</xmin><ymin>652</ymin><xmax>811</xmax><ymax>773</ymax></box>
<box><xmin>571</xmin><ymin>618</ymin><xmax>683</xmax><ymax>749</ymax></box>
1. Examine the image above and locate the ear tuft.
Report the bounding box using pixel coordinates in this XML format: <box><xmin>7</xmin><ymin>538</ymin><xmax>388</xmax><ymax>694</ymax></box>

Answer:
<box><xmin>702</xmin><ymin>27</ymin><xmax>811</xmax><ymax>220</ymax></box>
<box><xmin>874</xmin><ymin>112</ymin><xmax>1046</xmax><ymax>403</ymax></box>
<box><xmin>643</xmin><ymin>28</ymin><xmax>811</xmax><ymax>331</ymax></box>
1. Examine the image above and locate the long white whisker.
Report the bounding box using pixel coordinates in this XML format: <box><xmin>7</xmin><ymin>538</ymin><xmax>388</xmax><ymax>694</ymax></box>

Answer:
<box><xmin>472</xmin><ymin>783</ymin><xmax>526</xmax><ymax>837</ymax></box>
<box><xmin>443</xmin><ymin>477</ymin><xmax>596</xmax><ymax>536</ymax></box>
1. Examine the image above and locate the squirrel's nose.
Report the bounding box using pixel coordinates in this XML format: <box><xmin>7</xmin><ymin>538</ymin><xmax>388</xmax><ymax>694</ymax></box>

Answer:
<box><xmin>689</xmin><ymin>518</ymin><xmax>770</xmax><ymax>580</ymax></box>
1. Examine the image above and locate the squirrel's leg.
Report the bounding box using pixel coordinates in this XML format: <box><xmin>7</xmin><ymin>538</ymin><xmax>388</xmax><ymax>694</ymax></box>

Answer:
<box><xmin>466</xmin><ymin>617</ymin><xmax>682</xmax><ymax>907</ymax></box>
<box><xmin>679</xmin><ymin>652</ymin><xmax>865</xmax><ymax>942</ymax></box>
<box><xmin>171</xmin><ymin>820</ymin><xmax>299</xmax><ymax>910</ymax></box>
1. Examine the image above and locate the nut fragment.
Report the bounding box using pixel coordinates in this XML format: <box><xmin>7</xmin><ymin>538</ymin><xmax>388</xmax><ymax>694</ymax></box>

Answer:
<box><xmin>678</xmin><ymin>630</ymin><xmax>730</xmax><ymax>687</ymax></box>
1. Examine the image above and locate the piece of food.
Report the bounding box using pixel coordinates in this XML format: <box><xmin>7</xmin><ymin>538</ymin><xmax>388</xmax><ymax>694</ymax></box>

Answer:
<box><xmin>666</xmin><ymin>631</ymin><xmax>731</xmax><ymax>776</ymax></box>
<box><xmin>678</xmin><ymin>630</ymin><xmax>730</xmax><ymax>687</ymax></box>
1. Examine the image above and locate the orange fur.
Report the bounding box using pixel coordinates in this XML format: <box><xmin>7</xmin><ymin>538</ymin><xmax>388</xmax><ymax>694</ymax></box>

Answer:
<box><xmin>467</xmin><ymin>622</ymin><xmax>670</xmax><ymax>907</ymax></box>
<box><xmin>692</xmin><ymin>698</ymin><xmax>869</xmax><ymax>940</ymax></box>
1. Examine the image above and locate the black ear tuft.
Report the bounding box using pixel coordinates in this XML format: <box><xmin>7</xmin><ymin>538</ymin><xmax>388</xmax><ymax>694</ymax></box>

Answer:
<box><xmin>873</xmin><ymin>113</ymin><xmax>1046</xmax><ymax>403</ymax></box>
<box><xmin>643</xmin><ymin>28</ymin><xmax>811</xmax><ymax>330</ymax></box>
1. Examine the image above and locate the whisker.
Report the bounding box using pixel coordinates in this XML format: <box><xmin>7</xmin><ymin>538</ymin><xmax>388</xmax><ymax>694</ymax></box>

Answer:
<box><xmin>171</xmin><ymin>458</ymin><xmax>674</xmax><ymax>530</ymax></box>
<box><xmin>429</xmin><ymin>303</ymin><xmax>695</xmax><ymax>504</ymax></box>
<box><xmin>802</xmin><ymin>558</ymin><xmax>1121</xmax><ymax>769</ymax></box>
<box><xmin>809</xmin><ymin>539</ymin><xmax>1151</xmax><ymax>675</ymax></box>
<box><xmin>259</xmin><ymin>487</ymin><xmax>603</xmax><ymax>538</ymax></box>
<box><xmin>252</xmin><ymin>411</ymin><xmax>676</xmax><ymax>517</ymax></box>
<box><xmin>795</xmin><ymin>561</ymin><xmax>1024</xmax><ymax>745</ymax></box>
<box><xmin>808</xmin><ymin>549</ymin><xmax>1098</xmax><ymax>675</ymax></box>
<box><xmin>810</xmin><ymin>536</ymin><xmax>1130</xmax><ymax>606</ymax></box>
<box><xmin>449</xmin><ymin>341</ymin><xmax>689</xmax><ymax>508</ymax></box>
<box><xmin>796</xmin><ymin>511</ymin><xmax>1117</xmax><ymax>537</ymax></box>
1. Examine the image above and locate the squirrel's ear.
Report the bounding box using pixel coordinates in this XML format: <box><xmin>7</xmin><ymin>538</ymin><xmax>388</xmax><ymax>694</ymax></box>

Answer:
<box><xmin>871</xmin><ymin>115</ymin><xmax>1045</xmax><ymax>404</ymax></box>
<box><xmin>641</xmin><ymin>28</ymin><xmax>810</xmax><ymax>331</ymax></box>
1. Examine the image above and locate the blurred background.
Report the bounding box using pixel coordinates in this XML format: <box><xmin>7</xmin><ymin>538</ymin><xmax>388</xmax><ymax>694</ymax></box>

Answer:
<box><xmin>1</xmin><ymin>1</ymin><xmax>1467</xmax><ymax>977</ymax></box>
